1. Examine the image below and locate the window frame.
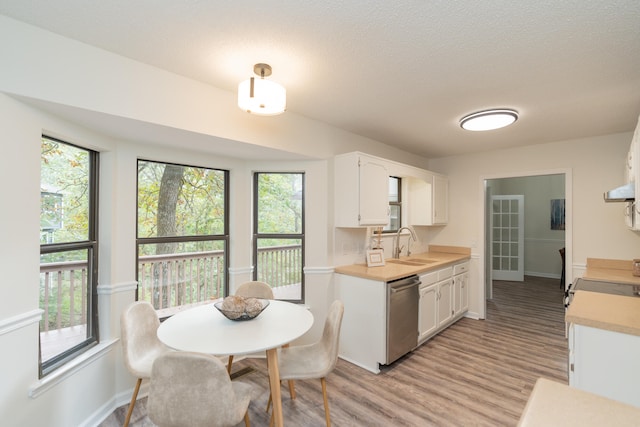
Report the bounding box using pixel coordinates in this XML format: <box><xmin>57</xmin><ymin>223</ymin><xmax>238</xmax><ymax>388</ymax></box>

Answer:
<box><xmin>135</xmin><ymin>159</ymin><xmax>230</xmax><ymax>318</ymax></box>
<box><xmin>383</xmin><ymin>176</ymin><xmax>402</xmax><ymax>233</ymax></box>
<box><xmin>39</xmin><ymin>135</ymin><xmax>99</xmax><ymax>378</ymax></box>
<box><xmin>252</xmin><ymin>172</ymin><xmax>305</xmax><ymax>303</ymax></box>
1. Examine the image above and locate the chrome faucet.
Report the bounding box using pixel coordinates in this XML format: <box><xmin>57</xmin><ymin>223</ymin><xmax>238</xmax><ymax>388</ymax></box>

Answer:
<box><xmin>393</xmin><ymin>226</ymin><xmax>418</xmax><ymax>258</ymax></box>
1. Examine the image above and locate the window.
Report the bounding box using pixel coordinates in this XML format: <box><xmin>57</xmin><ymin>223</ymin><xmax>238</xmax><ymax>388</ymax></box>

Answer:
<box><xmin>384</xmin><ymin>176</ymin><xmax>401</xmax><ymax>232</ymax></box>
<box><xmin>253</xmin><ymin>172</ymin><xmax>304</xmax><ymax>301</ymax></box>
<box><xmin>39</xmin><ymin>136</ymin><xmax>99</xmax><ymax>377</ymax></box>
<box><xmin>137</xmin><ymin>160</ymin><xmax>228</xmax><ymax>317</ymax></box>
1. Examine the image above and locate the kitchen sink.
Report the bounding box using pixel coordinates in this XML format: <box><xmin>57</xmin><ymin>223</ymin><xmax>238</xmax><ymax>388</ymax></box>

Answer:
<box><xmin>387</xmin><ymin>258</ymin><xmax>438</xmax><ymax>266</ymax></box>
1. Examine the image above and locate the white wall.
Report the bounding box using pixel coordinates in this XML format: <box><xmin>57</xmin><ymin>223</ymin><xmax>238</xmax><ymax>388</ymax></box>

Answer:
<box><xmin>429</xmin><ymin>134</ymin><xmax>640</xmax><ymax>317</ymax></box>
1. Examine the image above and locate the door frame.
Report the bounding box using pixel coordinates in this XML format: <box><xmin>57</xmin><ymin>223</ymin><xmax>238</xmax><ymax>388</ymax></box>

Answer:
<box><xmin>478</xmin><ymin>168</ymin><xmax>572</xmax><ymax>319</ymax></box>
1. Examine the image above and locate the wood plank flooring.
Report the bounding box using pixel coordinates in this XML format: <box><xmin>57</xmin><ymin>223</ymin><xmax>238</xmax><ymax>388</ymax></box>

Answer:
<box><xmin>100</xmin><ymin>276</ymin><xmax>567</xmax><ymax>427</ymax></box>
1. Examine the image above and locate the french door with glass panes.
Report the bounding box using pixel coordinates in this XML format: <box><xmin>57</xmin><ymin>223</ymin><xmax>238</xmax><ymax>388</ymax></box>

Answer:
<box><xmin>491</xmin><ymin>195</ymin><xmax>524</xmax><ymax>281</ymax></box>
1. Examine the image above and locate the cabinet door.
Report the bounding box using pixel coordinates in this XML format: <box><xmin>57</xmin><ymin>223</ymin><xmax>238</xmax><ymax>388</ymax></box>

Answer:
<box><xmin>359</xmin><ymin>156</ymin><xmax>390</xmax><ymax>225</ymax></box>
<box><xmin>453</xmin><ymin>275</ymin><xmax>462</xmax><ymax>316</ymax></box>
<box><xmin>436</xmin><ymin>278</ymin><xmax>453</xmax><ymax>328</ymax></box>
<box><xmin>419</xmin><ymin>284</ymin><xmax>438</xmax><ymax>341</ymax></box>
<box><xmin>570</xmin><ymin>323</ymin><xmax>640</xmax><ymax>407</ymax></box>
<box><xmin>460</xmin><ymin>272</ymin><xmax>469</xmax><ymax>313</ymax></box>
<box><xmin>407</xmin><ymin>177</ymin><xmax>433</xmax><ymax>226</ymax></box>
<box><xmin>453</xmin><ymin>272</ymin><xmax>470</xmax><ymax>317</ymax></box>
<box><xmin>432</xmin><ymin>174</ymin><xmax>448</xmax><ymax>225</ymax></box>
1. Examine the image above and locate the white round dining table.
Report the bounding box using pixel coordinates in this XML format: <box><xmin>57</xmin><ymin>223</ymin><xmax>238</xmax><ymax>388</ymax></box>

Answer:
<box><xmin>157</xmin><ymin>300</ymin><xmax>313</xmax><ymax>427</ymax></box>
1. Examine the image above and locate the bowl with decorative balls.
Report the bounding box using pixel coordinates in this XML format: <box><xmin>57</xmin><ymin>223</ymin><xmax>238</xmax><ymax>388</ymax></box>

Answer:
<box><xmin>214</xmin><ymin>295</ymin><xmax>270</xmax><ymax>321</ymax></box>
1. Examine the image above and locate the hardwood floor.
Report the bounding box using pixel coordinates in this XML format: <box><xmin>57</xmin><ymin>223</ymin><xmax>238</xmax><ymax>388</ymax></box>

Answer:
<box><xmin>100</xmin><ymin>276</ymin><xmax>567</xmax><ymax>427</ymax></box>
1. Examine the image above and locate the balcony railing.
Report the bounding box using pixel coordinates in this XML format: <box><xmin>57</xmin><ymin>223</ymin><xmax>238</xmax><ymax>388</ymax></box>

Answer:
<box><xmin>39</xmin><ymin>244</ymin><xmax>302</xmax><ymax>341</ymax></box>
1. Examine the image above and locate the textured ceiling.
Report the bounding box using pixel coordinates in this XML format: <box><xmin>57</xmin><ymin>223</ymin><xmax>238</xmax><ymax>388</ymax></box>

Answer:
<box><xmin>1</xmin><ymin>1</ymin><xmax>640</xmax><ymax>158</ymax></box>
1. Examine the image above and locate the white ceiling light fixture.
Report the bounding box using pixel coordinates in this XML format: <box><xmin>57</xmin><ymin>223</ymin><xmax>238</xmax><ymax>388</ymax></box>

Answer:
<box><xmin>460</xmin><ymin>109</ymin><xmax>518</xmax><ymax>131</ymax></box>
<box><xmin>238</xmin><ymin>63</ymin><xmax>286</xmax><ymax>115</ymax></box>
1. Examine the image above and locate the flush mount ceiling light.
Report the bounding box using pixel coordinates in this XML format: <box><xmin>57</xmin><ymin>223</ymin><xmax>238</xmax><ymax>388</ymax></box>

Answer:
<box><xmin>460</xmin><ymin>109</ymin><xmax>518</xmax><ymax>131</ymax></box>
<box><xmin>237</xmin><ymin>63</ymin><xmax>286</xmax><ymax>115</ymax></box>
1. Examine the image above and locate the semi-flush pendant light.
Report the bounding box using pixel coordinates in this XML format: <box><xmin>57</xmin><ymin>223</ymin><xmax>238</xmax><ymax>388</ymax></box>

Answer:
<box><xmin>460</xmin><ymin>109</ymin><xmax>518</xmax><ymax>131</ymax></box>
<box><xmin>237</xmin><ymin>63</ymin><xmax>286</xmax><ymax>115</ymax></box>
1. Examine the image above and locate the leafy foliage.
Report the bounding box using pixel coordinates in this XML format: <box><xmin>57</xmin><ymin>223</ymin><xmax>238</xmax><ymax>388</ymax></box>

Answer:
<box><xmin>40</xmin><ymin>137</ymin><xmax>90</xmax><ymax>251</ymax></box>
<box><xmin>137</xmin><ymin>160</ymin><xmax>226</xmax><ymax>253</ymax></box>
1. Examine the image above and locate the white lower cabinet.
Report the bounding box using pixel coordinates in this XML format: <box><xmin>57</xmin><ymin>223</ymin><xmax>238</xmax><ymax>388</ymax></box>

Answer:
<box><xmin>334</xmin><ymin>274</ymin><xmax>386</xmax><ymax>373</ymax></box>
<box><xmin>453</xmin><ymin>262</ymin><xmax>470</xmax><ymax>317</ymax></box>
<box><xmin>569</xmin><ymin>323</ymin><xmax>640</xmax><ymax>407</ymax></box>
<box><xmin>418</xmin><ymin>283</ymin><xmax>437</xmax><ymax>341</ymax></box>
<box><xmin>419</xmin><ymin>262</ymin><xmax>468</xmax><ymax>344</ymax></box>
<box><xmin>436</xmin><ymin>277</ymin><xmax>453</xmax><ymax>328</ymax></box>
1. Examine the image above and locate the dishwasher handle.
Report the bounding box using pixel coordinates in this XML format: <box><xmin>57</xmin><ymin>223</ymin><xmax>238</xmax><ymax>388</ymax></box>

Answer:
<box><xmin>388</xmin><ymin>276</ymin><xmax>421</xmax><ymax>293</ymax></box>
<box><xmin>390</xmin><ymin>282</ymin><xmax>419</xmax><ymax>293</ymax></box>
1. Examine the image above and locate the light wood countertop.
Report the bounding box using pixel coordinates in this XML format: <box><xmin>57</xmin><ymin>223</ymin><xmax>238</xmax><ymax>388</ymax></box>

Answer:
<box><xmin>334</xmin><ymin>245</ymin><xmax>471</xmax><ymax>282</ymax></box>
<box><xmin>566</xmin><ymin>291</ymin><xmax>640</xmax><ymax>336</ymax></box>
<box><xmin>518</xmin><ymin>378</ymin><xmax>640</xmax><ymax>427</ymax></box>
<box><xmin>583</xmin><ymin>257</ymin><xmax>640</xmax><ymax>285</ymax></box>
<box><xmin>566</xmin><ymin>258</ymin><xmax>640</xmax><ymax>336</ymax></box>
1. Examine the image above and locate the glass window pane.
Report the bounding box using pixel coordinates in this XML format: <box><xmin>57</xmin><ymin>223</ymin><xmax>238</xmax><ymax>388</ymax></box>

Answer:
<box><xmin>40</xmin><ymin>248</ymin><xmax>91</xmax><ymax>365</ymax></box>
<box><xmin>40</xmin><ymin>139</ymin><xmax>90</xmax><ymax>243</ymax></box>
<box><xmin>257</xmin><ymin>173</ymin><xmax>303</xmax><ymax>234</ymax></box>
<box><xmin>256</xmin><ymin>238</ymin><xmax>302</xmax><ymax>301</ymax></box>
<box><xmin>492</xmin><ymin>256</ymin><xmax>500</xmax><ymax>270</ymax></box>
<box><xmin>387</xmin><ymin>205</ymin><xmax>400</xmax><ymax>230</ymax></box>
<box><xmin>138</xmin><ymin>240</ymin><xmax>226</xmax><ymax>316</ymax></box>
<box><xmin>388</xmin><ymin>177</ymin><xmax>400</xmax><ymax>202</ymax></box>
<box><xmin>137</xmin><ymin>160</ymin><xmax>226</xmax><ymax>238</ymax></box>
<box><xmin>511</xmin><ymin>242</ymin><xmax>519</xmax><ymax>256</ymax></box>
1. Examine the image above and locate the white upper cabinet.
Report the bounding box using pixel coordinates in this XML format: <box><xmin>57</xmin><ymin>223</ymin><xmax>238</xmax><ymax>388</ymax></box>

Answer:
<box><xmin>432</xmin><ymin>174</ymin><xmax>449</xmax><ymax>225</ymax></box>
<box><xmin>334</xmin><ymin>151</ymin><xmax>448</xmax><ymax>228</ymax></box>
<box><xmin>334</xmin><ymin>152</ymin><xmax>390</xmax><ymax>227</ymax></box>
<box><xmin>407</xmin><ymin>174</ymin><xmax>449</xmax><ymax>226</ymax></box>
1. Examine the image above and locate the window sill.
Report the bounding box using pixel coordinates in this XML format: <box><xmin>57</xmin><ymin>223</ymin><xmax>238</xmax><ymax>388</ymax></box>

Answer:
<box><xmin>29</xmin><ymin>338</ymin><xmax>119</xmax><ymax>399</ymax></box>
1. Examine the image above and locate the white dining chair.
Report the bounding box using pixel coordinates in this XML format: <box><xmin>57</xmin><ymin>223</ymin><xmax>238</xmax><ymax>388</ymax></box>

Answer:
<box><xmin>120</xmin><ymin>301</ymin><xmax>172</xmax><ymax>427</ymax></box>
<box><xmin>147</xmin><ymin>351</ymin><xmax>253</xmax><ymax>427</ymax></box>
<box><xmin>227</xmin><ymin>281</ymin><xmax>275</xmax><ymax>373</ymax></box>
<box><xmin>270</xmin><ymin>300</ymin><xmax>344</xmax><ymax>427</ymax></box>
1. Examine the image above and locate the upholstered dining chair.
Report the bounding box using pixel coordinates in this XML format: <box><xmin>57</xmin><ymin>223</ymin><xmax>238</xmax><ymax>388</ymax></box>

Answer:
<box><xmin>147</xmin><ymin>351</ymin><xmax>253</xmax><ymax>427</ymax></box>
<box><xmin>270</xmin><ymin>300</ymin><xmax>344</xmax><ymax>427</ymax></box>
<box><xmin>235</xmin><ymin>280</ymin><xmax>274</xmax><ymax>299</ymax></box>
<box><xmin>120</xmin><ymin>301</ymin><xmax>172</xmax><ymax>427</ymax></box>
<box><xmin>227</xmin><ymin>281</ymin><xmax>275</xmax><ymax>373</ymax></box>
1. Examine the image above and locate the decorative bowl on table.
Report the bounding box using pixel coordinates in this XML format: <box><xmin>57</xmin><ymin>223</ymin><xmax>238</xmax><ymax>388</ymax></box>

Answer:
<box><xmin>214</xmin><ymin>296</ymin><xmax>270</xmax><ymax>321</ymax></box>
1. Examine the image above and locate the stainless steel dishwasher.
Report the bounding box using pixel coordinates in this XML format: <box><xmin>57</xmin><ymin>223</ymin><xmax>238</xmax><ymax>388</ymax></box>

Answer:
<box><xmin>386</xmin><ymin>275</ymin><xmax>420</xmax><ymax>364</ymax></box>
